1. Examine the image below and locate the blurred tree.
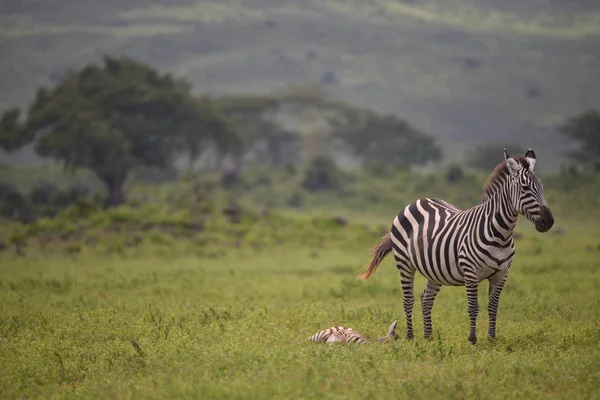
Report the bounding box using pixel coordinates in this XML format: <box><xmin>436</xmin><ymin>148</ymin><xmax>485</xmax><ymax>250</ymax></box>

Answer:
<box><xmin>445</xmin><ymin>162</ymin><xmax>465</xmax><ymax>183</ymax></box>
<box><xmin>0</xmin><ymin>108</ymin><xmax>34</xmax><ymax>150</ymax></box>
<box><xmin>559</xmin><ymin>110</ymin><xmax>600</xmax><ymax>172</ymax></box>
<box><xmin>464</xmin><ymin>143</ymin><xmax>524</xmax><ymax>171</ymax></box>
<box><xmin>330</xmin><ymin>108</ymin><xmax>442</xmax><ymax>169</ymax></box>
<box><xmin>240</xmin><ymin>119</ymin><xmax>300</xmax><ymax>166</ymax></box>
<box><xmin>184</xmin><ymin>96</ymin><xmax>242</xmax><ymax>171</ymax></box>
<box><xmin>215</xmin><ymin>85</ymin><xmax>440</xmax><ymax>171</ymax></box>
<box><xmin>302</xmin><ymin>155</ymin><xmax>341</xmax><ymax>192</ymax></box>
<box><xmin>0</xmin><ymin>179</ymin><xmax>31</xmax><ymax>220</ymax></box>
<box><xmin>215</xmin><ymin>88</ymin><xmax>322</xmax><ymax>168</ymax></box>
<box><xmin>0</xmin><ymin>56</ymin><xmax>242</xmax><ymax>207</ymax></box>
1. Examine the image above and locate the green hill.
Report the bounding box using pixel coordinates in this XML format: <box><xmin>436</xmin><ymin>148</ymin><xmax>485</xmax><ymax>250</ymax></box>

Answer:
<box><xmin>2</xmin><ymin>0</ymin><xmax>600</xmax><ymax>166</ymax></box>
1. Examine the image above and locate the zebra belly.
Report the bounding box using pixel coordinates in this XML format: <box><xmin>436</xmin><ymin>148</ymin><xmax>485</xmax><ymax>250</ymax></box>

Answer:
<box><xmin>403</xmin><ymin>231</ymin><xmax>465</xmax><ymax>286</ymax></box>
<box><xmin>411</xmin><ymin>250</ymin><xmax>465</xmax><ymax>286</ymax></box>
<box><xmin>476</xmin><ymin>265</ymin><xmax>502</xmax><ymax>282</ymax></box>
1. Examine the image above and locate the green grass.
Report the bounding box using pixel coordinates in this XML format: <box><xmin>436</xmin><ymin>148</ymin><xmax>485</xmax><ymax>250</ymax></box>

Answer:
<box><xmin>1</xmin><ymin>203</ymin><xmax>600</xmax><ymax>398</ymax></box>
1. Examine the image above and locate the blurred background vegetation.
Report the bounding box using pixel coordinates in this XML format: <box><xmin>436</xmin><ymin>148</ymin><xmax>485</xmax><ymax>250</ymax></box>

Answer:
<box><xmin>0</xmin><ymin>0</ymin><xmax>599</xmax><ymax>226</ymax></box>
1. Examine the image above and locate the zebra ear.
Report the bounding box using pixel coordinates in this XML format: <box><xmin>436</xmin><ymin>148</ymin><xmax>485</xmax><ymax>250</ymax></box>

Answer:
<box><xmin>504</xmin><ymin>148</ymin><xmax>510</xmax><ymax>160</ymax></box>
<box><xmin>506</xmin><ymin>157</ymin><xmax>520</xmax><ymax>176</ymax></box>
<box><xmin>524</xmin><ymin>149</ymin><xmax>536</xmax><ymax>171</ymax></box>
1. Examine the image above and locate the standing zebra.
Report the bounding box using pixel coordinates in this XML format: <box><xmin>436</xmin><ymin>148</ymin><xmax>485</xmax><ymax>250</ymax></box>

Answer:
<box><xmin>359</xmin><ymin>149</ymin><xmax>554</xmax><ymax>344</ymax></box>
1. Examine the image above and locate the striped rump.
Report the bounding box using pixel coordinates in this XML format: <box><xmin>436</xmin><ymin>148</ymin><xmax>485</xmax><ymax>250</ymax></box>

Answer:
<box><xmin>308</xmin><ymin>326</ymin><xmax>368</xmax><ymax>344</ymax></box>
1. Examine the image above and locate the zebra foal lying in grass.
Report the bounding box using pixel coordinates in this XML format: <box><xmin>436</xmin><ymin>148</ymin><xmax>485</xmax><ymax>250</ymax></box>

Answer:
<box><xmin>359</xmin><ymin>149</ymin><xmax>554</xmax><ymax>345</ymax></box>
<box><xmin>309</xmin><ymin>321</ymin><xmax>398</xmax><ymax>344</ymax></box>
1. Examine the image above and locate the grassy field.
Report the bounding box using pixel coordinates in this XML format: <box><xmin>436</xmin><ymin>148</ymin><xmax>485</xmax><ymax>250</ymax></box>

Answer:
<box><xmin>1</xmin><ymin>202</ymin><xmax>599</xmax><ymax>399</ymax></box>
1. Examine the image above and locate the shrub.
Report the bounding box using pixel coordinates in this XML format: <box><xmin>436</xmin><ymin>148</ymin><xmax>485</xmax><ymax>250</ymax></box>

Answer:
<box><xmin>29</xmin><ymin>180</ymin><xmax>59</xmax><ymax>205</ymax></box>
<box><xmin>302</xmin><ymin>155</ymin><xmax>341</xmax><ymax>192</ymax></box>
<box><xmin>287</xmin><ymin>190</ymin><xmax>304</xmax><ymax>208</ymax></box>
<box><xmin>221</xmin><ymin>169</ymin><xmax>244</xmax><ymax>189</ymax></box>
<box><xmin>0</xmin><ymin>182</ymin><xmax>32</xmax><ymax>219</ymax></box>
<box><xmin>60</xmin><ymin>199</ymin><xmax>101</xmax><ymax>220</ymax></box>
<box><xmin>446</xmin><ymin>163</ymin><xmax>465</xmax><ymax>183</ymax></box>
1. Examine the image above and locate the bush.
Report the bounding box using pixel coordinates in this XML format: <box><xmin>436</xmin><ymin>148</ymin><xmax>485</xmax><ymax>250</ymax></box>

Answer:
<box><xmin>302</xmin><ymin>155</ymin><xmax>341</xmax><ymax>192</ymax></box>
<box><xmin>0</xmin><ymin>181</ymin><xmax>33</xmax><ymax>220</ymax></box>
<box><xmin>53</xmin><ymin>183</ymin><xmax>90</xmax><ymax>208</ymax></box>
<box><xmin>446</xmin><ymin>163</ymin><xmax>465</xmax><ymax>183</ymax></box>
<box><xmin>221</xmin><ymin>169</ymin><xmax>244</xmax><ymax>189</ymax></box>
<box><xmin>287</xmin><ymin>189</ymin><xmax>304</xmax><ymax>208</ymax></box>
<box><xmin>251</xmin><ymin>172</ymin><xmax>272</xmax><ymax>187</ymax></box>
<box><xmin>66</xmin><ymin>182</ymin><xmax>91</xmax><ymax>202</ymax></box>
<box><xmin>60</xmin><ymin>199</ymin><xmax>102</xmax><ymax>220</ymax></box>
<box><xmin>29</xmin><ymin>180</ymin><xmax>59</xmax><ymax>205</ymax></box>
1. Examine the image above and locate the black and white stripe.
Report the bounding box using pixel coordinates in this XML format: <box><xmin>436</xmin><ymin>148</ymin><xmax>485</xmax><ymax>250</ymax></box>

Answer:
<box><xmin>308</xmin><ymin>326</ymin><xmax>368</xmax><ymax>344</ymax></box>
<box><xmin>308</xmin><ymin>320</ymin><xmax>398</xmax><ymax>344</ymax></box>
<box><xmin>360</xmin><ymin>149</ymin><xmax>554</xmax><ymax>344</ymax></box>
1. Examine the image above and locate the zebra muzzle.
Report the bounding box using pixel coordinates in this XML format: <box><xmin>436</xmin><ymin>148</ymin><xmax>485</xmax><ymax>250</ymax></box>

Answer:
<box><xmin>534</xmin><ymin>205</ymin><xmax>554</xmax><ymax>233</ymax></box>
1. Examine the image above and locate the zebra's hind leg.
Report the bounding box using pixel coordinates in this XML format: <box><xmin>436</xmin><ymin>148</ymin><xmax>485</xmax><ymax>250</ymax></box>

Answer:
<box><xmin>398</xmin><ymin>265</ymin><xmax>416</xmax><ymax>340</ymax></box>
<box><xmin>488</xmin><ymin>269</ymin><xmax>510</xmax><ymax>340</ymax></box>
<box><xmin>420</xmin><ymin>280</ymin><xmax>442</xmax><ymax>340</ymax></box>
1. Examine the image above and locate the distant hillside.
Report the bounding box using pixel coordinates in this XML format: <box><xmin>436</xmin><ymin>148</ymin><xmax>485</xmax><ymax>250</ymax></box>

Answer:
<box><xmin>1</xmin><ymin>0</ymin><xmax>600</xmax><ymax>169</ymax></box>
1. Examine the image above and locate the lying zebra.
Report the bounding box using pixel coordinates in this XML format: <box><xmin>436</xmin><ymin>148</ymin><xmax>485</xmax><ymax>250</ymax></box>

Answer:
<box><xmin>308</xmin><ymin>320</ymin><xmax>399</xmax><ymax>344</ymax></box>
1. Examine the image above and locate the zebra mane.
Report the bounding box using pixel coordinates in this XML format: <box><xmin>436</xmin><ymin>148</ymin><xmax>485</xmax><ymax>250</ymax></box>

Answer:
<box><xmin>483</xmin><ymin>156</ymin><xmax>531</xmax><ymax>199</ymax></box>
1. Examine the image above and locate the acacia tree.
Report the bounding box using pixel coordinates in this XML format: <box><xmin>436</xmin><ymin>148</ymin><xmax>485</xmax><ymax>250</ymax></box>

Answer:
<box><xmin>0</xmin><ymin>56</ymin><xmax>242</xmax><ymax>207</ymax></box>
<box><xmin>215</xmin><ymin>90</ymin><xmax>316</xmax><ymax>167</ymax></box>
<box><xmin>330</xmin><ymin>108</ymin><xmax>442</xmax><ymax>169</ymax></box>
<box><xmin>216</xmin><ymin>86</ymin><xmax>442</xmax><ymax>171</ymax></box>
<box><xmin>559</xmin><ymin>109</ymin><xmax>600</xmax><ymax>172</ymax></box>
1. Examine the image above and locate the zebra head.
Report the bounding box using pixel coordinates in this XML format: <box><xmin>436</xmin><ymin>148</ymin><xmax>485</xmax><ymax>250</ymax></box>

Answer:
<box><xmin>504</xmin><ymin>148</ymin><xmax>554</xmax><ymax>233</ymax></box>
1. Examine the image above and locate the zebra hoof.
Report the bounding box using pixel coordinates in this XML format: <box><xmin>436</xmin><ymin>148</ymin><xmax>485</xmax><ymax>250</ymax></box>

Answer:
<box><xmin>468</xmin><ymin>336</ymin><xmax>477</xmax><ymax>345</ymax></box>
<box><xmin>424</xmin><ymin>335</ymin><xmax>433</xmax><ymax>341</ymax></box>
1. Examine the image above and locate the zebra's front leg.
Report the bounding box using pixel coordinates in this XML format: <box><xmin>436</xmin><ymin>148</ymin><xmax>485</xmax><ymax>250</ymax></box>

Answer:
<box><xmin>420</xmin><ymin>280</ymin><xmax>442</xmax><ymax>340</ymax></box>
<box><xmin>488</xmin><ymin>269</ymin><xmax>510</xmax><ymax>340</ymax></box>
<box><xmin>399</xmin><ymin>268</ymin><xmax>416</xmax><ymax>340</ymax></box>
<box><xmin>465</xmin><ymin>280</ymin><xmax>479</xmax><ymax>345</ymax></box>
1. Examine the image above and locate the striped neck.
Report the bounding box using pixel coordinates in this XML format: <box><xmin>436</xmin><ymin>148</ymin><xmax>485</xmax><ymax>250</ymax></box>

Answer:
<box><xmin>482</xmin><ymin>179</ymin><xmax>519</xmax><ymax>241</ymax></box>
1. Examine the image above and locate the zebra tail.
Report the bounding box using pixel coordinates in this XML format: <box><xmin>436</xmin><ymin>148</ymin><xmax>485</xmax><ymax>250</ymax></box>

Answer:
<box><xmin>358</xmin><ymin>232</ymin><xmax>393</xmax><ymax>280</ymax></box>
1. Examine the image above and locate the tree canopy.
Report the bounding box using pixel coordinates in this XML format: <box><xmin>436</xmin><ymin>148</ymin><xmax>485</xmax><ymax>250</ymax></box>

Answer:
<box><xmin>0</xmin><ymin>56</ymin><xmax>241</xmax><ymax>206</ymax></box>
<box><xmin>559</xmin><ymin>110</ymin><xmax>600</xmax><ymax>172</ymax></box>
<box><xmin>214</xmin><ymin>85</ymin><xmax>329</xmax><ymax>168</ymax></box>
<box><xmin>215</xmin><ymin>86</ymin><xmax>442</xmax><ymax>171</ymax></box>
<box><xmin>330</xmin><ymin>108</ymin><xmax>442</xmax><ymax>169</ymax></box>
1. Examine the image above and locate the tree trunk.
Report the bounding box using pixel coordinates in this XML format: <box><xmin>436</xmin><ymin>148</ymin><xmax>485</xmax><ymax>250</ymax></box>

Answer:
<box><xmin>100</xmin><ymin>172</ymin><xmax>127</xmax><ymax>208</ymax></box>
